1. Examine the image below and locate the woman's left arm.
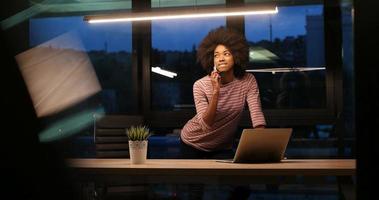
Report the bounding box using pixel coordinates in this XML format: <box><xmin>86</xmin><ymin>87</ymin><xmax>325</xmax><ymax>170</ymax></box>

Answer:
<box><xmin>246</xmin><ymin>75</ymin><xmax>267</xmax><ymax>128</ymax></box>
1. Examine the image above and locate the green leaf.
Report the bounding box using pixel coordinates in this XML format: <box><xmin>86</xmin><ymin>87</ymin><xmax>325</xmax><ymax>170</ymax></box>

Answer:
<box><xmin>126</xmin><ymin>125</ymin><xmax>151</xmax><ymax>141</ymax></box>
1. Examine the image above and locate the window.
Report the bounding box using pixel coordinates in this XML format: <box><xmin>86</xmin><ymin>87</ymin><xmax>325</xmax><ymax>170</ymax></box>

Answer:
<box><xmin>30</xmin><ymin>16</ymin><xmax>134</xmax><ymax>114</ymax></box>
<box><xmin>151</xmin><ymin>17</ymin><xmax>225</xmax><ymax>110</ymax></box>
<box><xmin>341</xmin><ymin>1</ymin><xmax>354</xmax><ymax>139</ymax></box>
<box><xmin>28</xmin><ymin>16</ymin><xmax>134</xmax><ymax>142</ymax></box>
<box><xmin>245</xmin><ymin>5</ymin><xmax>326</xmax><ymax>109</ymax></box>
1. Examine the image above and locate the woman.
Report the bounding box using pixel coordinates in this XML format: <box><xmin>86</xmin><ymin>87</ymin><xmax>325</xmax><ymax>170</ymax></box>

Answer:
<box><xmin>180</xmin><ymin>26</ymin><xmax>266</xmax><ymax>158</ymax></box>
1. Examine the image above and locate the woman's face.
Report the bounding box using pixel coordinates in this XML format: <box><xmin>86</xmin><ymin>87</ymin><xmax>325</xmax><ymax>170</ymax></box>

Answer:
<box><xmin>213</xmin><ymin>44</ymin><xmax>234</xmax><ymax>73</ymax></box>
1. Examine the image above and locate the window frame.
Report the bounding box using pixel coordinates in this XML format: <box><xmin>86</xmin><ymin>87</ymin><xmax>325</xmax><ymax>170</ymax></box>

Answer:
<box><xmin>138</xmin><ymin>0</ymin><xmax>343</xmax><ymax>128</ymax></box>
<box><xmin>27</xmin><ymin>0</ymin><xmax>344</xmax><ymax>128</ymax></box>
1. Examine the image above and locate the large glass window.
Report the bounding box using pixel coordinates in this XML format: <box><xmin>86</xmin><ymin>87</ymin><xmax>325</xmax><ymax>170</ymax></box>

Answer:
<box><xmin>245</xmin><ymin>5</ymin><xmax>326</xmax><ymax>109</ymax></box>
<box><xmin>341</xmin><ymin>1</ymin><xmax>354</xmax><ymax>142</ymax></box>
<box><xmin>27</xmin><ymin>16</ymin><xmax>133</xmax><ymax>143</ymax></box>
<box><xmin>151</xmin><ymin>18</ymin><xmax>225</xmax><ymax>110</ymax></box>
<box><xmin>30</xmin><ymin>17</ymin><xmax>134</xmax><ymax>114</ymax></box>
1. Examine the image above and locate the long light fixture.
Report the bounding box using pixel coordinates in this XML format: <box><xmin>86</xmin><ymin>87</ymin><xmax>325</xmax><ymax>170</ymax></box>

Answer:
<box><xmin>84</xmin><ymin>4</ymin><xmax>278</xmax><ymax>23</ymax></box>
<box><xmin>246</xmin><ymin>67</ymin><xmax>326</xmax><ymax>74</ymax></box>
<box><xmin>152</xmin><ymin>67</ymin><xmax>177</xmax><ymax>78</ymax></box>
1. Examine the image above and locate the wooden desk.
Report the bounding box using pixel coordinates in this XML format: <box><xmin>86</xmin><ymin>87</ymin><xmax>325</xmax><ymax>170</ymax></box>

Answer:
<box><xmin>67</xmin><ymin>159</ymin><xmax>355</xmax><ymax>176</ymax></box>
<box><xmin>67</xmin><ymin>159</ymin><xmax>356</xmax><ymax>199</ymax></box>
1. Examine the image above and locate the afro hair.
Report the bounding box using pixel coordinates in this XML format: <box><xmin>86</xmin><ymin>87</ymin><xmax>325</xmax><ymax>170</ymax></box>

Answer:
<box><xmin>196</xmin><ymin>26</ymin><xmax>249</xmax><ymax>78</ymax></box>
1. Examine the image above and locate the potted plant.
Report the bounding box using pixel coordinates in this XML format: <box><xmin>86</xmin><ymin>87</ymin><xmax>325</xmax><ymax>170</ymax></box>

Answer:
<box><xmin>126</xmin><ymin>125</ymin><xmax>152</xmax><ymax>164</ymax></box>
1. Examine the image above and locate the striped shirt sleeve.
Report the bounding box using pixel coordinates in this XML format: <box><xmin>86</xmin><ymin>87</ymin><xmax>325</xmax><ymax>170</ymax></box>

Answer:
<box><xmin>193</xmin><ymin>81</ymin><xmax>212</xmax><ymax>131</ymax></box>
<box><xmin>246</xmin><ymin>74</ymin><xmax>266</xmax><ymax>128</ymax></box>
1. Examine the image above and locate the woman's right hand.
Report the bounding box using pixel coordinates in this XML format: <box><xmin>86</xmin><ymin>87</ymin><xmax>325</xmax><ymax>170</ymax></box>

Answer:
<box><xmin>210</xmin><ymin>71</ymin><xmax>221</xmax><ymax>95</ymax></box>
<box><xmin>203</xmin><ymin>70</ymin><xmax>221</xmax><ymax>127</ymax></box>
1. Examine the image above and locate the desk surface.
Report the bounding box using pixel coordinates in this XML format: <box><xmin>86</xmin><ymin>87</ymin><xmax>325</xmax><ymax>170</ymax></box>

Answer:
<box><xmin>67</xmin><ymin>159</ymin><xmax>355</xmax><ymax>176</ymax></box>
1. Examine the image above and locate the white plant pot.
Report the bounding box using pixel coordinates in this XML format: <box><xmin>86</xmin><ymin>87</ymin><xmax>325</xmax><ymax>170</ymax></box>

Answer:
<box><xmin>128</xmin><ymin>140</ymin><xmax>148</xmax><ymax>164</ymax></box>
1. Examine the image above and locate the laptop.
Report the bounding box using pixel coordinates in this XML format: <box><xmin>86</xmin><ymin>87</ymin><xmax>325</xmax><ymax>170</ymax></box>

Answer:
<box><xmin>218</xmin><ymin>128</ymin><xmax>292</xmax><ymax>163</ymax></box>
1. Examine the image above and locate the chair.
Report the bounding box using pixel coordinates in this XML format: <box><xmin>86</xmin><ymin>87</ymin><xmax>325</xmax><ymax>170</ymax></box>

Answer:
<box><xmin>92</xmin><ymin>115</ymin><xmax>149</xmax><ymax>199</ymax></box>
<box><xmin>94</xmin><ymin>115</ymin><xmax>144</xmax><ymax>158</ymax></box>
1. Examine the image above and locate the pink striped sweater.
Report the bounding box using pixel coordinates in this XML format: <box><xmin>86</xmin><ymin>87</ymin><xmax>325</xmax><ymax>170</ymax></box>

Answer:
<box><xmin>180</xmin><ymin>73</ymin><xmax>266</xmax><ymax>152</ymax></box>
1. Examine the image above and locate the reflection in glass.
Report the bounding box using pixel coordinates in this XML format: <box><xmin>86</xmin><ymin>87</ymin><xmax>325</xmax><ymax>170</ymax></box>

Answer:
<box><xmin>16</xmin><ymin>32</ymin><xmax>101</xmax><ymax>118</ymax></box>
<box><xmin>341</xmin><ymin>2</ymin><xmax>354</xmax><ymax>140</ymax></box>
<box><xmin>245</xmin><ymin>5</ymin><xmax>326</xmax><ymax>109</ymax></box>
<box><xmin>30</xmin><ymin>16</ymin><xmax>134</xmax><ymax>114</ymax></box>
<box><xmin>28</xmin><ymin>16</ymin><xmax>133</xmax><ymax>141</ymax></box>
<box><xmin>151</xmin><ymin>17</ymin><xmax>225</xmax><ymax>110</ymax></box>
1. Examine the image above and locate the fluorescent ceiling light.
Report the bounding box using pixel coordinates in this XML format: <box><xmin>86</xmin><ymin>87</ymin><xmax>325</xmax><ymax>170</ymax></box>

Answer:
<box><xmin>246</xmin><ymin>67</ymin><xmax>325</xmax><ymax>74</ymax></box>
<box><xmin>152</xmin><ymin>67</ymin><xmax>177</xmax><ymax>78</ymax></box>
<box><xmin>84</xmin><ymin>4</ymin><xmax>278</xmax><ymax>23</ymax></box>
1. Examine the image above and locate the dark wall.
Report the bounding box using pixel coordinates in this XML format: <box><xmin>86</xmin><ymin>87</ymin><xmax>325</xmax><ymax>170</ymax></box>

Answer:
<box><xmin>0</xmin><ymin>1</ymin><xmax>78</xmax><ymax>198</ymax></box>
<box><xmin>354</xmin><ymin>1</ymin><xmax>379</xmax><ymax>199</ymax></box>
<box><xmin>0</xmin><ymin>31</ymin><xmax>78</xmax><ymax>200</ymax></box>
